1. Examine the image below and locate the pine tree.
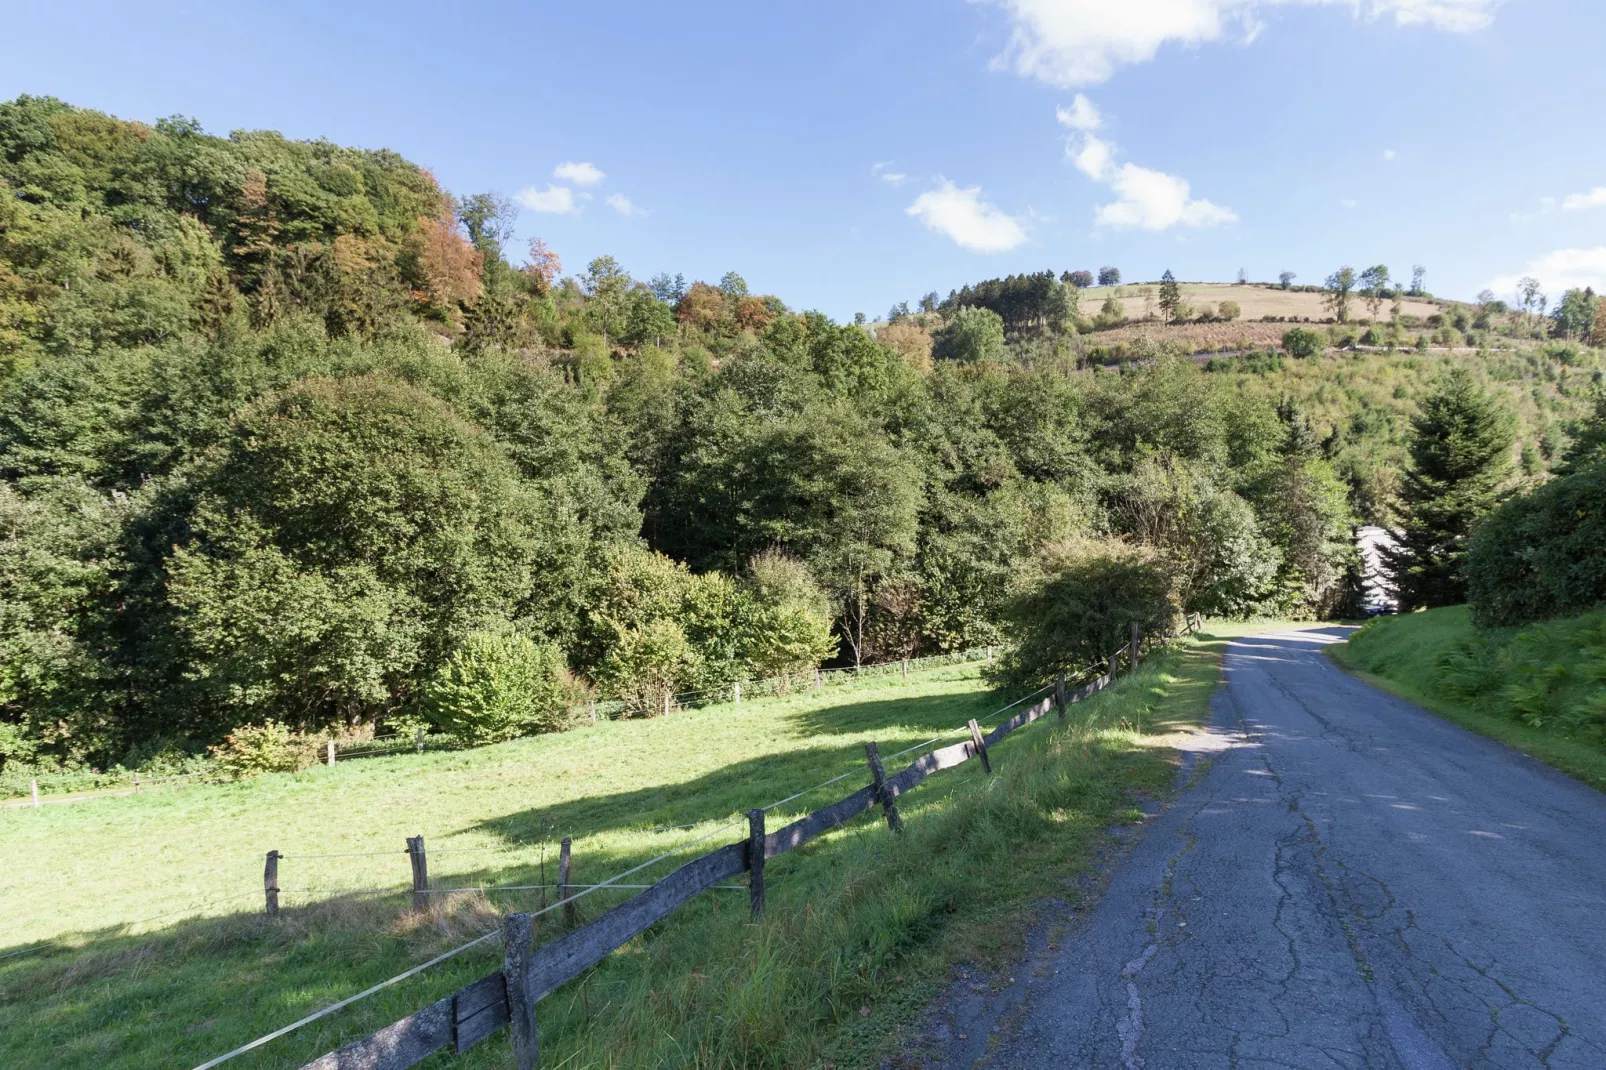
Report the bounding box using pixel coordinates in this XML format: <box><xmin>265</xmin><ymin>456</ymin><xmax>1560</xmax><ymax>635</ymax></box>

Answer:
<box><xmin>1382</xmin><ymin>368</ymin><xmax>1516</xmax><ymax>609</ymax></box>
<box><xmin>1158</xmin><ymin>270</ymin><xmax>1182</xmax><ymax>324</ymax></box>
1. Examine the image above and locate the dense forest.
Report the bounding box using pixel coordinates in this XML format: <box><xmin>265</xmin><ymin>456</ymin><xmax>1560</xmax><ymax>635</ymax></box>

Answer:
<box><xmin>1</xmin><ymin>96</ymin><xmax>1602</xmax><ymax>779</ymax></box>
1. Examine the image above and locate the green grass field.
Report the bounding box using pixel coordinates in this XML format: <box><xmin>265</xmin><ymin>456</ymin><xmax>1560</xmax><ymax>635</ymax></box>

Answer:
<box><xmin>3</xmin><ymin>637</ymin><xmax>1231</xmax><ymax>1069</ymax></box>
<box><xmin>1331</xmin><ymin>606</ymin><xmax>1606</xmax><ymax>791</ymax></box>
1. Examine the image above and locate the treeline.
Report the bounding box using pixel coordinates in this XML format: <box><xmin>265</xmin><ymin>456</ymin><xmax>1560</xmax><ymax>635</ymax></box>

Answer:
<box><xmin>0</xmin><ymin>97</ymin><xmax>1599</xmax><ymax>780</ymax></box>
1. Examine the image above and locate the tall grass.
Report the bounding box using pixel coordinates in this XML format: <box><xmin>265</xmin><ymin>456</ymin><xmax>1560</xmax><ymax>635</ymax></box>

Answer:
<box><xmin>1333</xmin><ymin>606</ymin><xmax>1606</xmax><ymax>790</ymax></box>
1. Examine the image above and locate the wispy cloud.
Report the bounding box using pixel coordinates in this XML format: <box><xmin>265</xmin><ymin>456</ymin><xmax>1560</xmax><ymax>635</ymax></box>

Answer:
<box><xmin>605</xmin><ymin>193</ymin><xmax>646</xmax><ymax>217</ymax></box>
<box><xmin>1383</xmin><ymin>148</ymin><xmax>1397</xmax><ymax>160</ymax></box>
<box><xmin>984</xmin><ymin>0</ymin><xmax>1503</xmax><ymax>87</ymax></box>
<box><xmin>1489</xmin><ymin>247</ymin><xmax>1606</xmax><ymax>296</ymax></box>
<box><xmin>906</xmin><ymin>179</ymin><xmax>1028</xmax><ymax>252</ymax></box>
<box><xmin>1062</xmin><ymin>101</ymin><xmax>1236</xmax><ymax>230</ymax></box>
<box><xmin>553</xmin><ymin>161</ymin><xmax>606</xmax><ymax>186</ymax></box>
<box><xmin>872</xmin><ymin>162</ymin><xmax>908</xmax><ymax>186</ymax></box>
<box><xmin>516</xmin><ymin>185</ymin><xmax>577</xmax><ymax>214</ymax></box>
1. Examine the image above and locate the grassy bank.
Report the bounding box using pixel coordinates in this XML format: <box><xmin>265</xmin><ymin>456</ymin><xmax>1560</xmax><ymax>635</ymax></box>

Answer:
<box><xmin>3</xmin><ymin>637</ymin><xmax>1227</xmax><ymax>1068</ymax></box>
<box><xmin>1332</xmin><ymin>606</ymin><xmax>1606</xmax><ymax>791</ymax></box>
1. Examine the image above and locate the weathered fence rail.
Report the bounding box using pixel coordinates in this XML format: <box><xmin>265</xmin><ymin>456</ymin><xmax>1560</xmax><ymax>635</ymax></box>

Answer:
<box><xmin>295</xmin><ymin>642</ymin><xmax>1148</xmax><ymax>1070</ymax></box>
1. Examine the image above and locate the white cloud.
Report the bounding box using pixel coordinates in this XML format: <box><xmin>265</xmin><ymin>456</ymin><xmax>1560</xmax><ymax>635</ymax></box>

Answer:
<box><xmin>1383</xmin><ymin>148</ymin><xmax>1397</xmax><ymax>160</ymax></box>
<box><xmin>1061</xmin><ymin>104</ymin><xmax>1235</xmax><ymax>231</ymax></box>
<box><xmin>1341</xmin><ymin>198</ymin><xmax>1358</xmax><ymax>208</ymax></box>
<box><xmin>1562</xmin><ymin>186</ymin><xmax>1606</xmax><ymax>211</ymax></box>
<box><xmin>553</xmin><ymin>161</ymin><xmax>605</xmax><ymax>186</ymax></box>
<box><xmin>906</xmin><ymin>180</ymin><xmax>1029</xmax><ymax>252</ymax></box>
<box><xmin>605</xmin><ymin>193</ymin><xmax>646</xmax><ymax>217</ymax></box>
<box><xmin>1096</xmin><ymin>163</ymin><xmax>1238</xmax><ymax>230</ymax></box>
<box><xmin>872</xmin><ymin>162</ymin><xmax>908</xmax><ymax>185</ymax></box>
<box><xmin>1489</xmin><ymin>248</ymin><xmax>1606</xmax><ymax>296</ymax></box>
<box><xmin>1055</xmin><ymin>93</ymin><xmax>1102</xmax><ymax>131</ymax></box>
<box><xmin>517</xmin><ymin>185</ymin><xmax>577</xmax><ymax>214</ymax></box>
<box><xmin>984</xmin><ymin>0</ymin><xmax>1502</xmax><ymax>87</ymax></box>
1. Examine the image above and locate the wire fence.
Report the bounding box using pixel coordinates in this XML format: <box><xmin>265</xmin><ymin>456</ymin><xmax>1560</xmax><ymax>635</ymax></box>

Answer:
<box><xmin>187</xmin><ymin>646</ymin><xmax>1149</xmax><ymax>1069</ymax></box>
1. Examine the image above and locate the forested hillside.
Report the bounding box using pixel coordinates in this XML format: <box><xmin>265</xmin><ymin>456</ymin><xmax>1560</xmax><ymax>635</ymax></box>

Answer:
<box><xmin>1</xmin><ymin>96</ymin><xmax>1601</xmax><ymax>780</ymax></box>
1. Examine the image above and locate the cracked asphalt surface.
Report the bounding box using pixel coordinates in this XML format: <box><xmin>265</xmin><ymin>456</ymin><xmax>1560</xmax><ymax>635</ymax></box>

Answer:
<box><xmin>985</xmin><ymin>626</ymin><xmax>1606</xmax><ymax>1069</ymax></box>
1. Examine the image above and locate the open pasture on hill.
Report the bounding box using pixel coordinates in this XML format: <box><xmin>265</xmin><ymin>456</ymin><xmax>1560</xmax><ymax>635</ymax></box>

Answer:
<box><xmin>1086</xmin><ymin>282</ymin><xmax>1442</xmax><ymax>323</ymax></box>
<box><xmin>1</xmin><ymin>638</ymin><xmax>1229</xmax><ymax>1069</ymax></box>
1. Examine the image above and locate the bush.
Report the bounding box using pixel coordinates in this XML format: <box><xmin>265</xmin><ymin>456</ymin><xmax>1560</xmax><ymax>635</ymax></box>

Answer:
<box><xmin>421</xmin><ymin>631</ymin><xmax>585</xmax><ymax>744</ymax></box>
<box><xmin>1218</xmin><ymin>300</ymin><xmax>1240</xmax><ymax>322</ymax></box>
<box><xmin>990</xmin><ymin>538</ymin><xmax>1175</xmax><ymax>692</ymax></box>
<box><xmin>209</xmin><ymin>722</ymin><xmax>320</xmax><ymax>778</ymax></box>
<box><xmin>1465</xmin><ymin>462</ymin><xmax>1606</xmax><ymax>627</ymax></box>
<box><xmin>1282</xmin><ymin>327</ymin><xmax>1322</xmax><ymax>358</ymax></box>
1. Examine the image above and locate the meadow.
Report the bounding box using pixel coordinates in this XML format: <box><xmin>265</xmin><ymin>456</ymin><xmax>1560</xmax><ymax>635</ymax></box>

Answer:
<box><xmin>2</xmin><ymin>635</ymin><xmax>1229</xmax><ymax>1068</ymax></box>
<box><xmin>1086</xmin><ymin>282</ymin><xmax>1442</xmax><ymax>323</ymax></box>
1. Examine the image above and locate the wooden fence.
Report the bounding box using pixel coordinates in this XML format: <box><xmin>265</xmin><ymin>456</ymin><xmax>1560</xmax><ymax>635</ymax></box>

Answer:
<box><xmin>295</xmin><ymin>633</ymin><xmax>1177</xmax><ymax>1069</ymax></box>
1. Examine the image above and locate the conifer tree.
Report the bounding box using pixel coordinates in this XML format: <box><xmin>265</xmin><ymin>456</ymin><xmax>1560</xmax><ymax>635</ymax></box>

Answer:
<box><xmin>1382</xmin><ymin>368</ymin><xmax>1515</xmax><ymax>608</ymax></box>
<box><xmin>1158</xmin><ymin>270</ymin><xmax>1182</xmax><ymax>324</ymax></box>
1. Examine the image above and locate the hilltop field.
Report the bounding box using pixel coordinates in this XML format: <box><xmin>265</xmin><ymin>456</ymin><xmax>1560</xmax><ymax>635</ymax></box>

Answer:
<box><xmin>1087</xmin><ymin>281</ymin><xmax>1443</xmax><ymax>324</ymax></box>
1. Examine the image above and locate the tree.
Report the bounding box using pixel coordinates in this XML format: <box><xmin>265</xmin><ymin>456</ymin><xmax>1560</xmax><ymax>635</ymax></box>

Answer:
<box><xmin>1279</xmin><ymin>271</ymin><xmax>1296</xmax><ymax>290</ymax></box>
<box><xmin>1236</xmin><ymin>267</ymin><xmax>1248</xmax><ymax>285</ymax></box>
<box><xmin>877</xmin><ymin>320</ymin><xmax>934</xmax><ymax>372</ymax></box>
<box><xmin>718</xmin><ymin>271</ymin><xmax>749</xmax><ymax>298</ymax></box>
<box><xmin>1158</xmin><ymin>270</ymin><xmax>1183</xmax><ymax>324</ymax></box>
<box><xmin>1066</xmin><ymin>269</ymin><xmax>1094</xmax><ymax>289</ymax></box>
<box><xmin>648</xmin><ymin>272</ymin><xmax>686</xmax><ymax>305</ymax></box>
<box><xmin>1324</xmin><ymin>266</ymin><xmax>1357</xmax><ymax>322</ymax></box>
<box><xmin>1218</xmin><ymin>301</ymin><xmax>1240</xmax><ymax>322</ymax></box>
<box><xmin>1550</xmin><ymin>287</ymin><xmax>1598</xmax><ymax>341</ymax></box>
<box><xmin>1358</xmin><ymin>264</ymin><xmax>1390</xmax><ymax>318</ymax></box>
<box><xmin>456</xmin><ymin>192</ymin><xmax>517</xmax><ymax>255</ymax></box>
<box><xmin>1282</xmin><ymin>327</ymin><xmax>1321</xmax><ymax>358</ymax></box>
<box><xmin>1381</xmin><ymin>368</ymin><xmax>1516</xmax><ymax>609</ymax></box>
<box><xmin>938</xmin><ymin>306</ymin><xmax>1005</xmax><ymax>363</ymax></box>
<box><xmin>919</xmin><ymin>291</ymin><xmax>939</xmax><ymax>313</ymax></box>
<box><xmin>1518</xmin><ymin>277</ymin><xmax>1544</xmax><ymax>326</ymax></box>
<box><xmin>525</xmin><ymin>238</ymin><xmax>562</xmax><ymax>295</ymax></box>
<box><xmin>1410</xmin><ymin>265</ymin><xmax>1427</xmax><ymax>296</ymax></box>
<box><xmin>1248</xmin><ymin>404</ymin><xmax>1355</xmax><ymax>615</ymax></box>
<box><xmin>1097</xmin><ymin>266</ymin><xmax>1121</xmax><ymax>287</ymax></box>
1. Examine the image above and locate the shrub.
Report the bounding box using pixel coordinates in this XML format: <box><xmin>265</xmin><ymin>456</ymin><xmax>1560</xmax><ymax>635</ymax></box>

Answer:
<box><xmin>1465</xmin><ymin>462</ymin><xmax>1606</xmax><ymax>627</ymax></box>
<box><xmin>990</xmin><ymin>538</ymin><xmax>1175</xmax><ymax>692</ymax></box>
<box><xmin>1218</xmin><ymin>301</ymin><xmax>1240</xmax><ymax>322</ymax></box>
<box><xmin>1282</xmin><ymin>327</ymin><xmax>1322</xmax><ymax>358</ymax></box>
<box><xmin>421</xmin><ymin>631</ymin><xmax>585</xmax><ymax>744</ymax></box>
<box><xmin>1358</xmin><ymin>327</ymin><xmax>1382</xmax><ymax>347</ymax></box>
<box><xmin>209</xmin><ymin>722</ymin><xmax>320</xmax><ymax>778</ymax></box>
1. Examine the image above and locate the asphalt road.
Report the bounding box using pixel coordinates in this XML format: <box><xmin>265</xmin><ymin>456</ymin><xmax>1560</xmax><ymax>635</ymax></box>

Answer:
<box><xmin>985</xmin><ymin>626</ymin><xmax>1606</xmax><ymax>1069</ymax></box>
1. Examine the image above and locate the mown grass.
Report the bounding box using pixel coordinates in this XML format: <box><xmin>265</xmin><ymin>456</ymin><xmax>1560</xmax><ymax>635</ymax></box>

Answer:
<box><xmin>2</xmin><ymin>638</ymin><xmax>1226</xmax><ymax>1069</ymax></box>
<box><xmin>1331</xmin><ymin>606</ymin><xmax>1606</xmax><ymax>792</ymax></box>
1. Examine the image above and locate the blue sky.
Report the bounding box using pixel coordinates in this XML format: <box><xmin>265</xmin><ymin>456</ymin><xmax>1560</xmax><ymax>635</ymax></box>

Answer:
<box><xmin>6</xmin><ymin>0</ymin><xmax>1604</xmax><ymax>318</ymax></box>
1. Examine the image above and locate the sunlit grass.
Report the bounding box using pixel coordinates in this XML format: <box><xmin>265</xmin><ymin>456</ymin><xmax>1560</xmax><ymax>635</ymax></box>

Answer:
<box><xmin>3</xmin><ymin>639</ymin><xmax>1227</xmax><ymax>1068</ymax></box>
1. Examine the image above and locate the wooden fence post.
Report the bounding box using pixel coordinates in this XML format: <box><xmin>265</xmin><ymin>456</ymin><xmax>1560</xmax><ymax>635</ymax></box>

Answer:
<box><xmin>1055</xmin><ymin>671</ymin><xmax>1066</xmax><ymax>719</ymax></box>
<box><xmin>1129</xmin><ymin>622</ymin><xmax>1141</xmax><ymax>672</ymax></box>
<box><xmin>407</xmin><ymin>835</ymin><xmax>429</xmax><ymax>912</ymax></box>
<box><xmin>415</xmin><ymin>727</ymin><xmax>424</xmax><ymax>754</ymax></box>
<box><xmin>30</xmin><ymin>778</ymin><xmax>39</xmax><ymax>807</ymax></box>
<box><xmin>967</xmin><ymin>719</ymin><xmax>991</xmax><ymax>774</ymax></box>
<box><xmin>733</xmin><ymin>680</ymin><xmax>741</xmax><ymax>706</ymax></box>
<box><xmin>747</xmin><ymin>809</ymin><xmax>766</xmax><ymax>921</ymax></box>
<box><xmin>902</xmin><ymin>658</ymin><xmax>909</xmax><ymax>679</ymax></box>
<box><xmin>504</xmin><ymin>912</ymin><xmax>538</xmax><ymax>1070</ymax></box>
<box><xmin>864</xmin><ymin>742</ymin><xmax>903</xmax><ymax>834</ymax></box>
<box><xmin>588</xmin><ymin>700</ymin><xmax>597</xmax><ymax>724</ymax></box>
<box><xmin>264</xmin><ymin>850</ymin><xmax>280</xmax><ymax>916</ymax></box>
<box><xmin>327</xmin><ymin>739</ymin><xmax>336</xmax><ymax>767</ymax></box>
<box><xmin>986</xmin><ymin>644</ymin><xmax>994</xmax><ymax>666</ymax></box>
<box><xmin>558</xmin><ymin>837</ymin><xmax>576</xmax><ymax>927</ymax></box>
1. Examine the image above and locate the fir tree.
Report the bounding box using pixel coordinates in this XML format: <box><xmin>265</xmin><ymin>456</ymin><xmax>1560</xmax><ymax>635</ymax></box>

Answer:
<box><xmin>1382</xmin><ymin>368</ymin><xmax>1516</xmax><ymax>608</ymax></box>
<box><xmin>1158</xmin><ymin>269</ymin><xmax>1182</xmax><ymax>324</ymax></box>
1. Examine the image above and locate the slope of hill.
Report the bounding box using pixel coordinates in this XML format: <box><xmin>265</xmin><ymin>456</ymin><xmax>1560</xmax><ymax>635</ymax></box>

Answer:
<box><xmin>1086</xmin><ymin>281</ymin><xmax>1443</xmax><ymax>324</ymax></box>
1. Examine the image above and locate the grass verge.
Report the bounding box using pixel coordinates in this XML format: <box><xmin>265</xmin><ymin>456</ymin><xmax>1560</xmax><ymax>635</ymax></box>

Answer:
<box><xmin>2</xmin><ymin>638</ymin><xmax>1225</xmax><ymax>1068</ymax></box>
<box><xmin>1330</xmin><ymin>606</ymin><xmax>1606</xmax><ymax>792</ymax></box>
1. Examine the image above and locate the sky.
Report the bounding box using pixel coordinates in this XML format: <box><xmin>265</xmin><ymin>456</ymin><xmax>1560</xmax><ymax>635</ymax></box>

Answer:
<box><xmin>5</xmin><ymin>0</ymin><xmax>1604</xmax><ymax>319</ymax></box>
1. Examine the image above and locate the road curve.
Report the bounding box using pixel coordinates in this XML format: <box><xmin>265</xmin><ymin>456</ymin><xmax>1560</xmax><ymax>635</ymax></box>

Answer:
<box><xmin>985</xmin><ymin>626</ymin><xmax>1606</xmax><ymax>1069</ymax></box>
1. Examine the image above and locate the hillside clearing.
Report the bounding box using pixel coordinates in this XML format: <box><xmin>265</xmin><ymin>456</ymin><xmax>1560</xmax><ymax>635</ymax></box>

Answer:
<box><xmin>3</xmin><ymin>635</ymin><xmax>1236</xmax><ymax>1068</ymax></box>
<box><xmin>1085</xmin><ymin>282</ymin><xmax>1442</xmax><ymax>323</ymax></box>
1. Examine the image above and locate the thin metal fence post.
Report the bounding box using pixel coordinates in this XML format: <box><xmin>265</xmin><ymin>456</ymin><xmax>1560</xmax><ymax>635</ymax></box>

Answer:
<box><xmin>747</xmin><ymin>809</ymin><xmax>766</xmax><ymax>921</ymax></box>
<box><xmin>264</xmin><ymin>850</ymin><xmax>280</xmax><ymax>916</ymax></box>
<box><xmin>864</xmin><ymin>741</ymin><xmax>903</xmax><ymax>833</ymax></box>
<box><xmin>504</xmin><ymin>911</ymin><xmax>538</xmax><ymax>1069</ymax></box>
<box><xmin>558</xmin><ymin>836</ymin><xmax>576</xmax><ymax>927</ymax></box>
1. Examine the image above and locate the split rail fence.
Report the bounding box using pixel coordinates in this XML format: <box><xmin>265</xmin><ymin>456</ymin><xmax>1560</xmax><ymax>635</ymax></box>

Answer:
<box><xmin>288</xmin><ymin>619</ymin><xmax>1197</xmax><ymax>1070</ymax></box>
